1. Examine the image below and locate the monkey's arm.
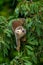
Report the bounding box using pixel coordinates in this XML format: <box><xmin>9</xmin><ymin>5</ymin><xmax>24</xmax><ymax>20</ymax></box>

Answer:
<box><xmin>14</xmin><ymin>31</ymin><xmax>21</xmax><ymax>51</ymax></box>
<box><xmin>16</xmin><ymin>38</ymin><xmax>20</xmax><ymax>51</ymax></box>
<box><xmin>21</xmin><ymin>36</ymin><xmax>26</xmax><ymax>42</ymax></box>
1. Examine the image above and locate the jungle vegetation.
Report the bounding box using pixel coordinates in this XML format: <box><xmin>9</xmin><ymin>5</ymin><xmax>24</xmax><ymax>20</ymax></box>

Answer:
<box><xmin>0</xmin><ymin>0</ymin><xmax>43</xmax><ymax>65</ymax></box>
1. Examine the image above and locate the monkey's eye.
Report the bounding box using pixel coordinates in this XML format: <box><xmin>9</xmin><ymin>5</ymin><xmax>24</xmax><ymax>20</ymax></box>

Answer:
<box><xmin>17</xmin><ymin>30</ymin><xmax>20</xmax><ymax>32</ymax></box>
<box><xmin>22</xmin><ymin>30</ymin><xmax>24</xmax><ymax>32</ymax></box>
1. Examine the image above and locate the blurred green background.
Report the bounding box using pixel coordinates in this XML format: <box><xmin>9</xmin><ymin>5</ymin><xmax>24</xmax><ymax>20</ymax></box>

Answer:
<box><xmin>0</xmin><ymin>0</ymin><xmax>43</xmax><ymax>65</ymax></box>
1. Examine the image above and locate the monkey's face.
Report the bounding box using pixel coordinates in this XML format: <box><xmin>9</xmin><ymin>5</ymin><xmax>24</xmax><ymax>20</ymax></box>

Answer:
<box><xmin>15</xmin><ymin>26</ymin><xmax>26</xmax><ymax>39</ymax></box>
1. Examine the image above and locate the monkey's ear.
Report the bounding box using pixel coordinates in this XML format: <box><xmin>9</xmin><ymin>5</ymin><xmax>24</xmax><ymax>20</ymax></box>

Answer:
<box><xmin>21</xmin><ymin>36</ymin><xmax>26</xmax><ymax>42</ymax></box>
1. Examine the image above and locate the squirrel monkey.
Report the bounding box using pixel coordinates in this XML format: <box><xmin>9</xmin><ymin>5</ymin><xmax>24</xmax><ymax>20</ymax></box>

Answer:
<box><xmin>12</xmin><ymin>18</ymin><xmax>26</xmax><ymax>51</ymax></box>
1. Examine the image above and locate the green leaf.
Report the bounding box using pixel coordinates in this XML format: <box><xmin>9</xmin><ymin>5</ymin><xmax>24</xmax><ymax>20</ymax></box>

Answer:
<box><xmin>26</xmin><ymin>45</ymin><xmax>33</xmax><ymax>51</ymax></box>
<box><xmin>32</xmin><ymin>55</ymin><xmax>37</xmax><ymax>64</ymax></box>
<box><xmin>36</xmin><ymin>26</ymin><xmax>41</xmax><ymax>36</ymax></box>
<box><xmin>26</xmin><ymin>49</ymin><xmax>34</xmax><ymax>56</ymax></box>
<box><xmin>25</xmin><ymin>61</ymin><xmax>32</xmax><ymax>65</ymax></box>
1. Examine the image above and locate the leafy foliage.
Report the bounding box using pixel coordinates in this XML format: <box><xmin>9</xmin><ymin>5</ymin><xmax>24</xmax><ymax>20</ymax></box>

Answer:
<box><xmin>0</xmin><ymin>0</ymin><xmax>43</xmax><ymax>65</ymax></box>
